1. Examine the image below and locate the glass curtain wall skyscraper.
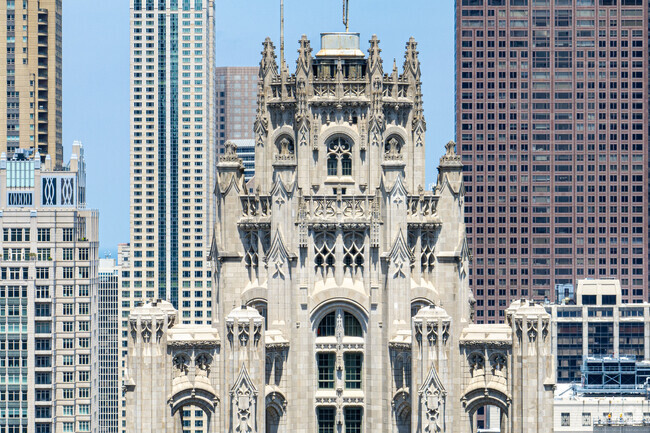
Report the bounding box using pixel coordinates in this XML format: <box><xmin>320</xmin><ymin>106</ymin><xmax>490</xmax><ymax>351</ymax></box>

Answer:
<box><xmin>456</xmin><ymin>0</ymin><xmax>649</xmax><ymax>322</ymax></box>
<box><xmin>126</xmin><ymin>0</ymin><xmax>215</xmax><ymax>323</ymax></box>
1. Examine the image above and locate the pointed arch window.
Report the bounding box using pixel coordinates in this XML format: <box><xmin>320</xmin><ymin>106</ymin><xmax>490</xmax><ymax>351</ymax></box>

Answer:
<box><xmin>327</xmin><ymin>137</ymin><xmax>352</xmax><ymax>176</ymax></box>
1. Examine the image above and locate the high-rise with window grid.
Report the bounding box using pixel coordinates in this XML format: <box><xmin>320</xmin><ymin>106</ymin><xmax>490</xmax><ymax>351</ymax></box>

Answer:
<box><xmin>125</xmin><ymin>1</ymin><xmax>215</xmax><ymax>431</ymax></box>
<box><xmin>456</xmin><ymin>0</ymin><xmax>648</xmax><ymax>322</ymax></box>
<box><xmin>126</xmin><ymin>0</ymin><xmax>215</xmax><ymax>316</ymax></box>
<box><xmin>1</xmin><ymin>0</ymin><xmax>63</xmax><ymax>167</ymax></box>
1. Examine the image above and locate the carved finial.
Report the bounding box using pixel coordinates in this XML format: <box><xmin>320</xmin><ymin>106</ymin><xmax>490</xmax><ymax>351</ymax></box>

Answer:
<box><xmin>445</xmin><ymin>140</ymin><xmax>456</xmax><ymax>157</ymax></box>
<box><xmin>296</xmin><ymin>35</ymin><xmax>312</xmax><ymax>76</ymax></box>
<box><xmin>367</xmin><ymin>35</ymin><xmax>382</xmax><ymax>75</ymax></box>
<box><xmin>260</xmin><ymin>37</ymin><xmax>278</xmax><ymax>78</ymax></box>
<box><xmin>219</xmin><ymin>141</ymin><xmax>242</xmax><ymax>163</ymax></box>
<box><xmin>225</xmin><ymin>140</ymin><xmax>237</xmax><ymax>156</ymax></box>
<box><xmin>403</xmin><ymin>37</ymin><xmax>420</xmax><ymax>78</ymax></box>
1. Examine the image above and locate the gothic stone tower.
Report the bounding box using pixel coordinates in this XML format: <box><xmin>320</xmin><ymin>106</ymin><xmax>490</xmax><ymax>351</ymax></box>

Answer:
<box><xmin>125</xmin><ymin>32</ymin><xmax>554</xmax><ymax>433</ymax></box>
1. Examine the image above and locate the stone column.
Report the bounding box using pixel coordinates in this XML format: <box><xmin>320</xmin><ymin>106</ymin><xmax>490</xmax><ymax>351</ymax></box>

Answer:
<box><xmin>411</xmin><ymin>306</ymin><xmax>452</xmax><ymax>433</ymax></box>
<box><xmin>124</xmin><ymin>300</ymin><xmax>178</xmax><ymax>433</ymax></box>
<box><xmin>506</xmin><ymin>300</ymin><xmax>554</xmax><ymax>433</ymax></box>
<box><xmin>224</xmin><ymin>306</ymin><xmax>265</xmax><ymax>433</ymax></box>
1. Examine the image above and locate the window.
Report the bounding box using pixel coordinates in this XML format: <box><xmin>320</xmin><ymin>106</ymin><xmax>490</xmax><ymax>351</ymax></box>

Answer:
<box><xmin>317</xmin><ymin>407</ymin><xmax>336</xmax><ymax>433</ymax></box>
<box><xmin>344</xmin><ymin>353</ymin><xmax>362</xmax><ymax>389</ymax></box>
<box><xmin>37</xmin><ymin>228</ymin><xmax>50</xmax><ymax>242</ymax></box>
<box><xmin>317</xmin><ymin>312</ymin><xmax>336</xmax><ymax>337</ymax></box>
<box><xmin>63</xmin><ymin>285</ymin><xmax>73</xmax><ymax>297</ymax></box>
<box><xmin>78</xmin><ymin>404</ymin><xmax>90</xmax><ymax>415</ymax></box>
<box><xmin>62</xmin><ymin>228</ymin><xmax>74</xmax><ymax>242</ymax></box>
<box><xmin>78</xmin><ymin>303</ymin><xmax>89</xmax><ymax>315</ymax></box>
<box><xmin>63</xmin><ymin>405</ymin><xmax>74</xmax><ymax>416</ymax></box>
<box><xmin>36</xmin><ymin>286</ymin><xmax>50</xmax><ymax>298</ymax></box>
<box><xmin>318</xmin><ymin>311</ymin><xmax>362</xmax><ymax>337</ymax></box>
<box><xmin>63</xmin><ymin>423</ymin><xmax>74</xmax><ymax>433</ymax></box>
<box><xmin>78</xmin><ymin>248</ymin><xmax>89</xmax><ymax>261</ymax></box>
<box><xmin>36</xmin><ymin>267</ymin><xmax>49</xmax><ymax>279</ymax></box>
<box><xmin>344</xmin><ymin>407</ymin><xmax>363</xmax><ymax>433</ymax></box>
<box><xmin>62</xmin><ymin>371</ymin><xmax>74</xmax><ymax>383</ymax></box>
<box><xmin>582</xmin><ymin>412</ymin><xmax>591</xmax><ymax>426</ymax></box>
<box><xmin>344</xmin><ymin>313</ymin><xmax>362</xmax><ymax>337</ymax></box>
<box><xmin>317</xmin><ymin>353</ymin><xmax>335</xmax><ymax>389</ymax></box>
<box><xmin>561</xmin><ymin>413</ymin><xmax>570</xmax><ymax>427</ymax></box>
<box><xmin>327</xmin><ymin>137</ymin><xmax>352</xmax><ymax>176</ymax></box>
<box><xmin>63</xmin><ymin>355</ymin><xmax>74</xmax><ymax>366</ymax></box>
<box><xmin>62</xmin><ymin>248</ymin><xmax>73</xmax><ymax>261</ymax></box>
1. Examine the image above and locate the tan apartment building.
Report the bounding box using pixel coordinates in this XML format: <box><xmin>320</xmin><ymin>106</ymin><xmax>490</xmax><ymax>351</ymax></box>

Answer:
<box><xmin>1</xmin><ymin>0</ymin><xmax>63</xmax><ymax>166</ymax></box>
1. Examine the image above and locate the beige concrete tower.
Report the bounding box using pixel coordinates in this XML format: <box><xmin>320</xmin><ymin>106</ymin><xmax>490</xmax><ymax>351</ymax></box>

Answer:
<box><xmin>0</xmin><ymin>0</ymin><xmax>63</xmax><ymax>166</ymax></box>
<box><xmin>126</xmin><ymin>32</ymin><xmax>554</xmax><ymax>433</ymax></box>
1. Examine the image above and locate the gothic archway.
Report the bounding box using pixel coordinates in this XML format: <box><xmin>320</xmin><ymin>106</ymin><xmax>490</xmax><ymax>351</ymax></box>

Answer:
<box><xmin>170</xmin><ymin>392</ymin><xmax>218</xmax><ymax>433</ymax></box>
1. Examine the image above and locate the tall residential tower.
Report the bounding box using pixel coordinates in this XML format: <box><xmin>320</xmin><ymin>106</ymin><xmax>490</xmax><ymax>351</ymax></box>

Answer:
<box><xmin>456</xmin><ymin>0</ymin><xmax>648</xmax><ymax>322</ymax></box>
<box><xmin>0</xmin><ymin>143</ymin><xmax>98</xmax><ymax>433</ymax></box>
<box><xmin>126</xmin><ymin>0</ymin><xmax>215</xmax><ymax>319</ymax></box>
<box><xmin>1</xmin><ymin>0</ymin><xmax>63</xmax><ymax>166</ymax></box>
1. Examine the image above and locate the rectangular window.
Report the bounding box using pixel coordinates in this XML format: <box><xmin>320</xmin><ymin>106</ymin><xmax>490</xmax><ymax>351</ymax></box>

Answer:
<box><xmin>62</xmin><ymin>228</ymin><xmax>74</xmax><ymax>242</ymax></box>
<box><xmin>37</xmin><ymin>228</ymin><xmax>50</xmax><ymax>242</ymax></box>
<box><xmin>317</xmin><ymin>407</ymin><xmax>336</xmax><ymax>433</ymax></box>
<box><xmin>344</xmin><ymin>353</ymin><xmax>362</xmax><ymax>389</ymax></box>
<box><xmin>344</xmin><ymin>407</ymin><xmax>363</xmax><ymax>433</ymax></box>
<box><xmin>62</xmin><ymin>248</ymin><xmax>73</xmax><ymax>261</ymax></box>
<box><xmin>317</xmin><ymin>353</ymin><xmax>335</xmax><ymax>389</ymax></box>
<box><xmin>561</xmin><ymin>412</ymin><xmax>570</xmax><ymax>427</ymax></box>
<box><xmin>78</xmin><ymin>248</ymin><xmax>89</xmax><ymax>261</ymax></box>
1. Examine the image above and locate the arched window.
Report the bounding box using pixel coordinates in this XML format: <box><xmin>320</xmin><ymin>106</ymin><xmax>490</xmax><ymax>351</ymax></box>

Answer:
<box><xmin>248</xmin><ymin>300</ymin><xmax>268</xmax><ymax>330</ymax></box>
<box><xmin>316</xmin><ymin>311</ymin><xmax>363</xmax><ymax>337</ymax></box>
<box><xmin>344</xmin><ymin>313</ymin><xmax>362</xmax><ymax>337</ymax></box>
<box><xmin>315</xmin><ymin>307</ymin><xmax>365</xmax><ymax>432</ymax></box>
<box><xmin>327</xmin><ymin>137</ymin><xmax>352</xmax><ymax>176</ymax></box>
<box><xmin>317</xmin><ymin>312</ymin><xmax>336</xmax><ymax>337</ymax></box>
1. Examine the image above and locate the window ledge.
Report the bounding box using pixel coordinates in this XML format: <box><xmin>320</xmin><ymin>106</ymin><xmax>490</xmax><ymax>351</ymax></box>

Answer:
<box><xmin>324</xmin><ymin>176</ymin><xmax>355</xmax><ymax>185</ymax></box>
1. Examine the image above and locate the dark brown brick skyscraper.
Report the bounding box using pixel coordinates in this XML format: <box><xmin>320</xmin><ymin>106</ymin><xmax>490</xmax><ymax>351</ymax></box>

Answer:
<box><xmin>456</xmin><ymin>0</ymin><xmax>648</xmax><ymax>323</ymax></box>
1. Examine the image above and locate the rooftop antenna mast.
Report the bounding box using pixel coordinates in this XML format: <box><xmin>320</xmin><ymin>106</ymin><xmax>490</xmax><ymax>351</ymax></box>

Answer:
<box><xmin>343</xmin><ymin>0</ymin><xmax>349</xmax><ymax>32</ymax></box>
<box><xmin>280</xmin><ymin>0</ymin><xmax>285</xmax><ymax>67</ymax></box>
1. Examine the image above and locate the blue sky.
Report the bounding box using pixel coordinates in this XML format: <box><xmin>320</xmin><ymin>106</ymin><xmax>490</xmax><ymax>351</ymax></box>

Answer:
<box><xmin>62</xmin><ymin>0</ymin><xmax>455</xmax><ymax>255</ymax></box>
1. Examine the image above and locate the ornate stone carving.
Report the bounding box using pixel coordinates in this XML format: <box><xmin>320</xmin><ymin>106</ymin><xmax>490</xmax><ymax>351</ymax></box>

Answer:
<box><xmin>220</xmin><ymin>141</ymin><xmax>241</xmax><ymax>163</ymax></box>
<box><xmin>231</xmin><ymin>365</ymin><xmax>258</xmax><ymax>433</ymax></box>
<box><xmin>195</xmin><ymin>353</ymin><xmax>212</xmax><ymax>376</ymax></box>
<box><xmin>172</xmin><ymin>354</ymin><xmax>190</xmax><ymax>378</ymax></box>
<box><xmin>419</xmin><ymin>366</ymin><xmax>446</xmax><ymax>433</ymax></box>
<box><xmin>467</xmin><ymin>352</ymin><xmax>485</xmax><ymax>375</ymax></box>
<box><xmin>489</xmin><ymin>352</ymin><xmax>507</xmax><ymax>374</ymax></box>
<box><xmin>141</xmin><ymin>320</ymin><xmax>152</xmax><ymax>343</ymax></box>
<box><xmin>388</xmin><ymin>229</ymin><xmax>413</xmax><ymax>279</ymax></box>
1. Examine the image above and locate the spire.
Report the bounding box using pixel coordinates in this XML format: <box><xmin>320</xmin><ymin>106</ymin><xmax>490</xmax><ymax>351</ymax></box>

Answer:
<box><xmin>296</xmin><ymin>35</ymin><xmax>312</xmax><ymax>77</ymax></box>
<box><xmin>260</xmin><ymin>37</ymin><xmax>279</xmax><ymax>79</ymax></box>
<box><xmin>403</xmin><ymin>37</ymin><xmax>420</xmax><ymax>79</ymax></box>
<box><xmin>367</xmin><ymin>35</ymin><xmax>383</xmax><ymax>76</ymax></box>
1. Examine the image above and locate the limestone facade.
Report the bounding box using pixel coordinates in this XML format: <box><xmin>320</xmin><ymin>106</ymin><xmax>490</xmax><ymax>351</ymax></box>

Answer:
<box><xmin>125</xmin><ymin>32</ymin><xmax>555</xmax><ymax>433</ymax></box>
